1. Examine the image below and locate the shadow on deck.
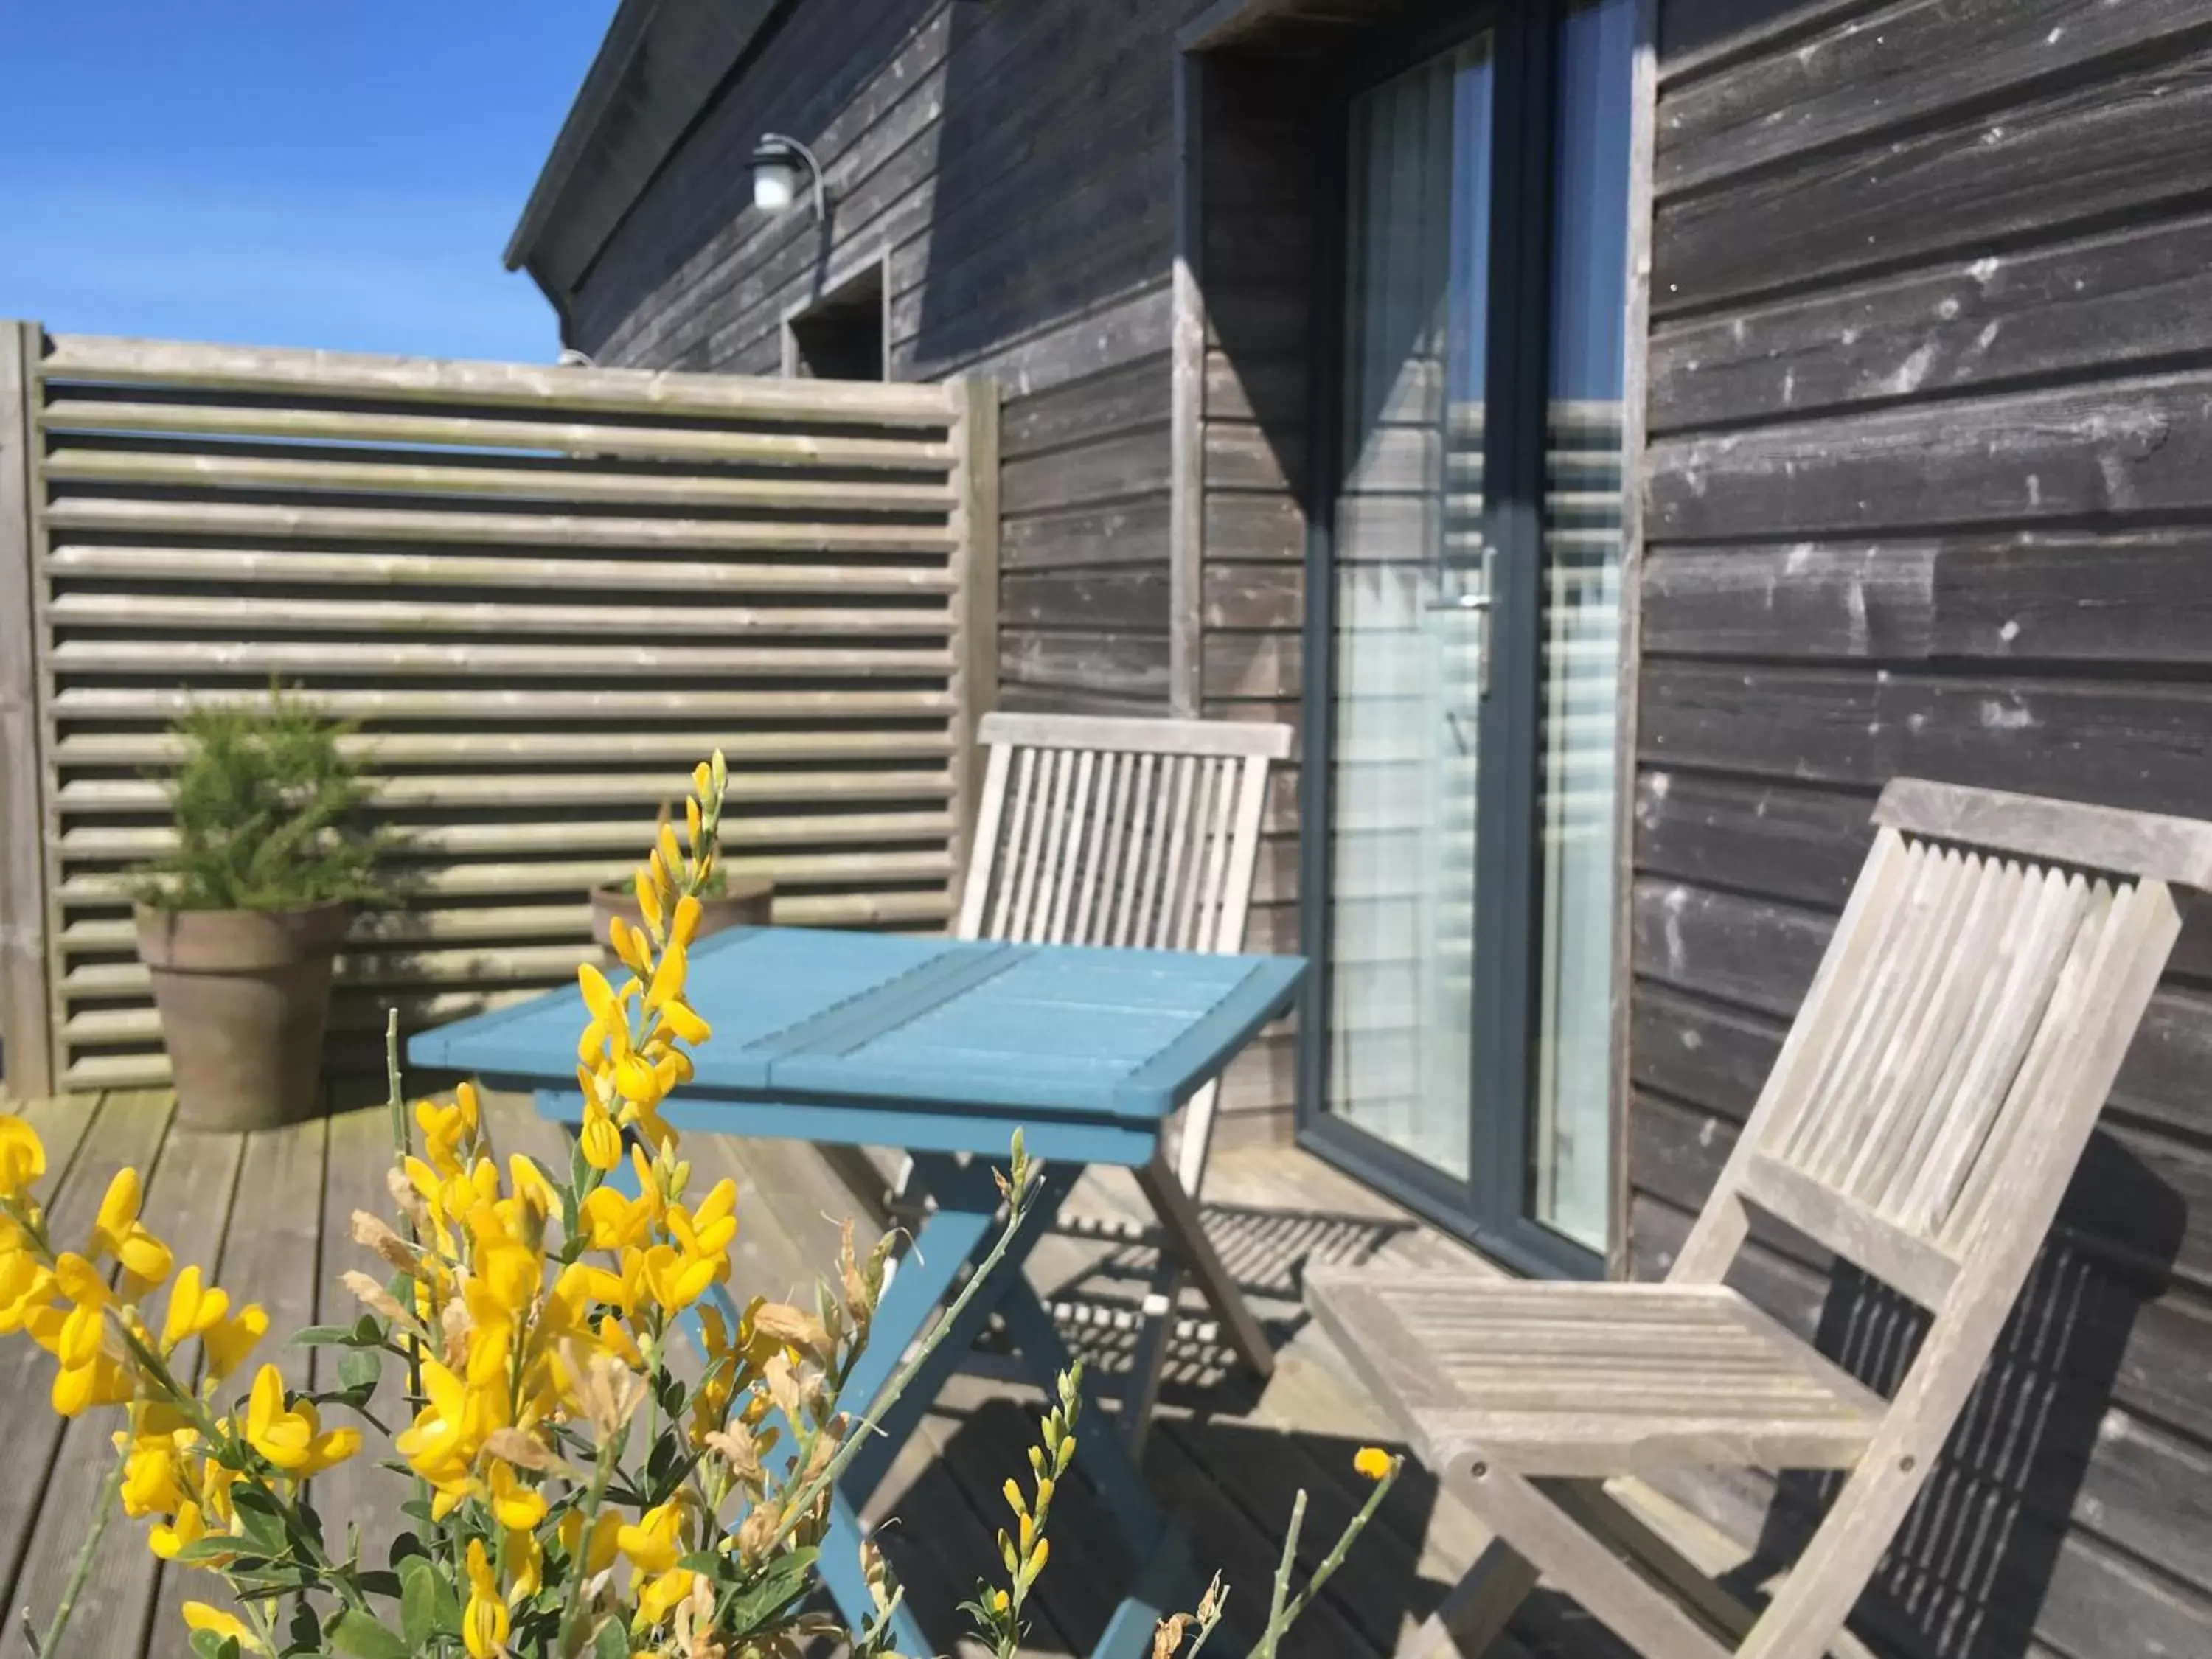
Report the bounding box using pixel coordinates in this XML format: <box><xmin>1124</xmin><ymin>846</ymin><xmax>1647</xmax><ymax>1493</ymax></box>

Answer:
<box><xmin>0</xmin><ymin>1088</ymin><xmax>1698</xmax><ymax>1659</ymax></box>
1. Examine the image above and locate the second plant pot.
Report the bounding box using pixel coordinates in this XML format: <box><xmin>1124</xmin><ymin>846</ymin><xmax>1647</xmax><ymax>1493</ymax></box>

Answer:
<box><xmin>589</xmin><ymin>875</ymin><xmax>774</xmax><ymax>969</ymax></box>
<box><xmin>133</xmin><ymin>901</ymin><xmax>352</xmax><ymax>1132</ymax></box>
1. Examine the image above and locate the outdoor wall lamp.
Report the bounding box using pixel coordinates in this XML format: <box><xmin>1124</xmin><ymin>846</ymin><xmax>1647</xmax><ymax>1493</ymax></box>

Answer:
<box><xmin>751</xmin><ymin>133</ymin><xmax>827</xmax><ymax>221</ymax></box>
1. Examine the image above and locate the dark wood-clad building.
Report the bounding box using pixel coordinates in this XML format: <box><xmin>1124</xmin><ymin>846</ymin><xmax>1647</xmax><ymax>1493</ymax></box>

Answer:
<box><xmin>508</xmin><ymin>2</ymin><xmax>2212</xmax><ymax>1654</ymax></box>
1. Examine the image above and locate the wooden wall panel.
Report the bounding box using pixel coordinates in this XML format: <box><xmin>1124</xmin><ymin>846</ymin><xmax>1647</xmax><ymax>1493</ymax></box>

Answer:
<box><xmin>1186</xmin><ymin>52</ymin><xmax>1326</xmax><ymax>1144</ymax></box>
<box><xmin>14</xmin><ymin>334</ymin><xmax>987</xmax><ymax>1094</ymax></box>
<box><xmin>1634</xmin><ymin>4</ymin><xmax>2212</xmax><ymax>1652</ymax></box>
<box><xmin>558</xmin><ymin>0</ymin><xmax>1203</xmax><ymax>720</ymax></box>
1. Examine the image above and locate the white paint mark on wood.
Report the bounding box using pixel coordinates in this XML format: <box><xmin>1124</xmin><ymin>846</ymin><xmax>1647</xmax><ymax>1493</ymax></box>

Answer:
<box><xmin>1663</xmin><ymin>885</ymin><xmax>1688</xmax><ymax>973</ymax></box>
<box><xmin>1881</xmin><ymin>344</ymin><xmax>1937</xmax><ymax>396</ymax></box>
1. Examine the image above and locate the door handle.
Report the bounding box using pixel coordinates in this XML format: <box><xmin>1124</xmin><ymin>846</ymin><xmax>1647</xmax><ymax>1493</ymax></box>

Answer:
<box><xmin>1425</xmin><ymin>588</ymin><xmax>1494</xmax><ymax>698</ymax></box>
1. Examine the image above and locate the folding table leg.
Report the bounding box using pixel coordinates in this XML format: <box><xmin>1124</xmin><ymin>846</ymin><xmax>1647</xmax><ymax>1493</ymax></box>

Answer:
<box><xmin>1116</xmin><ymin>1255</ymin><xmax>1183</xmax><ymax>1458</ymax></box>
<box><xmin>838</xmin><ymin>1157</ymin><xmax>1077</xmax><ymax>1507</ymax></box>
<box><xmin>817</xmin><ymin>1490</ymin><xmax>935</xmax><ymax>1659</ymax></box>
<box><xmin>995</xmin><ymin>1278</ymin><xmax>1212</xmax><ymax>1659</ymax></box>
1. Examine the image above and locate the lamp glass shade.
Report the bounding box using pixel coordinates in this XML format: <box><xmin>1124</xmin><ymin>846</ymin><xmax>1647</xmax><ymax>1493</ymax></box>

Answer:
<box><xmin>752</xmin><ymin>150</ymin><xmax>801</xmax><ymax>214</ymax></box>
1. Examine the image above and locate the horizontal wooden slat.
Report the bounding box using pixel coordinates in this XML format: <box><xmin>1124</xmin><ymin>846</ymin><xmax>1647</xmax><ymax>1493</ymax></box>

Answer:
<box><xmin>46</xmin><ymin>591</ymin><xmax>950</xmax><ymax>639</ymax></box>
<box><xmin>42</xmin><ymin>498</ymin><xmax>956</xmax><ymax>553</ymax></box>
<box><xmin>1736</xmin><ymin>1154</ymin><xmax>1961</xmax><ymax>1310</ymax></box>
<box><xmin>42</xmin><ymin>334</ymin><xmax>959</xmax><ymax>425</ymax></box>
<box><xmin>48</xmin><ymin>639</ymin><xmax>953</xmax><ymax>678</ymax></box>
<box><xmin>60</xmin><ymin>903</ymin><xmax>592</xmax><ymax>953</ymax></box>
<box><xmin>1641</xmin><ymin>531</ymin><xmax>2212</xmax><ymax>667</ymax></box>
<box><xmin>46</xmin><ymin>543</ymin><xmax>954</xmax><ymax>596</ymax></box>
<box><xmin>56</xmin><ymin>885</ymin><xmax>955</xmax><ymax>956</ymax></box>
<box><xmin>43</xmin><ymin>448</ymin><xmax>956</xmax><ymax>512</ymax></box>
<box><xmin>63</xmin><ymin>942</ymin><xmax>598</xmax><ymax>999</ymax></box>
<box><xmin>1638</xmin><ymin>660</ymin><xmax>2212</xmax><ymax>821</ymax></box>
<box><xmin>1649</xmin><ymin>370</ymin><xmax>2212</xmax><ymax>542</ymax></box>
<box><xmin>1646</xmin><ymin>211</ymin><xmax>2212</xmax><ymax>435</ymax></box>
<box><xmin>40</xmin><ymin>398</ymin><xmax>958</xmax><ymax>468</ymax></box>
<box><xmin>1650</xmin><ymin>38</ymin><xmax>2212</xmax><ymax>316</ymax></box>
<box><xmin>1654</xmin><ymin>0</ymin><xmax>2212</xmax><ymax>198</ymax></box>
<box><xmin>55</xmin><ymin>767</ymin><xmax>953</xmax><ymax>815</ymax></box>
<box><xmin>51</xmin><ymin>727</ymin><xmax>951</xmax><ymax>769</ymax></box>
<box><xmin>60</xmin><ymin>808</ymin><xmax>955</xmax><ymax>862</ymax></box>
<box><xmin>49</xmin><ymin>685</ymin><xmax>956</xmax><ymax>722</ymax></box>
<box><xmin>58</xmin><ymin>847</ymin><xmax>956</xmax><ymax>905</ymax></box>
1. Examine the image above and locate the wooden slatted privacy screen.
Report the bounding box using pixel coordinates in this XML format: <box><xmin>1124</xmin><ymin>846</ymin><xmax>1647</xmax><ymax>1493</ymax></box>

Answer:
<box><xmin>0</xmin><ymin>324</ymin><xmax>998</xmax><ymax>1096</ymax></box>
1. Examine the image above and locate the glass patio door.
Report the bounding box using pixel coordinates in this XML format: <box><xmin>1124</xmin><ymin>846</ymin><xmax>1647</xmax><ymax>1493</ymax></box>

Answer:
<box><xmin>1305</xmin><ymin>0</ymin><xmax>1635</xmax><ymax>1274</ymax></box>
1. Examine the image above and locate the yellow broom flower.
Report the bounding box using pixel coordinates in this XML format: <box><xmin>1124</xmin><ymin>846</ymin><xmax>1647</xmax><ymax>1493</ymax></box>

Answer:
<box><xmin>182</xmin><ymin>1602</ymin><xmax>262</xmax><ymax>1652</ymax></box>
<box><xmin>462</xmin><ymin>1537</ymin><xmax>510</xmax><ymax>1659</ymax></box>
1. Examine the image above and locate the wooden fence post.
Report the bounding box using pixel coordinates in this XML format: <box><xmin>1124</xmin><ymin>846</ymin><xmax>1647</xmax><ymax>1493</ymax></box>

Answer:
<box><xmin>0</xmin><ymin>321</ymin><xmax>54</xmax><ymax>1099</ymax></box>
<box><xmin>949</xmin><ymin>375</ymin><xmax>1001</xmax><ymax>909</ymax></box>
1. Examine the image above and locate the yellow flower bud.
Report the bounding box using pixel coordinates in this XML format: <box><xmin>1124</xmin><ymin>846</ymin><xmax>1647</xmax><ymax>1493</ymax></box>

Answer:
<box><xmin>645</xmin><ymin>943</ymin><xmax>688</xmax><ymax>1014</ymax></box>
<box><xmin>0</xmin><ymin>1113</ymin><xmax>46</xmax><ymax>1199</ymax></box>
<box><xmin>580</xmin><ymin>1105</ymin><xmax>622</xmax><ymax>1172</ymax></box>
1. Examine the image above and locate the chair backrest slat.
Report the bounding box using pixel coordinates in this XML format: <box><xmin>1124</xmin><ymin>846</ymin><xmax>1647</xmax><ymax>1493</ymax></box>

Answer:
<box><xmin>1672</xmin><ymin>780</ymin><xmax>2187</xmax><ymax>1329</ymax></box>
<box><xmin>1851</xmin><ymin>855</ymin><xmax>2028</xmax><ymax>1215</ymax></box>
<box><xmin>1068</xmin><ymin>750</ymin><xmax>1117</xmax><ymax>945</ymax></box>
<box><xmin>990</xmin><ymin>746</ymin><xmax>1038</xmax><ymax>941</ymax></box>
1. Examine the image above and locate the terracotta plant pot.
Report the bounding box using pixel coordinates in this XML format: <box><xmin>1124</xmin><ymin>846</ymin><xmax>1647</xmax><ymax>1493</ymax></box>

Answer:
<box><xmin>133</xmin><ymin>902</ymin><xmax>352</xmax><ymax>1133</ymax></box>
<box><xmin>589</xmin><ymin>876</ymin><xmax>774</xmax><ymax>968</ymax></box>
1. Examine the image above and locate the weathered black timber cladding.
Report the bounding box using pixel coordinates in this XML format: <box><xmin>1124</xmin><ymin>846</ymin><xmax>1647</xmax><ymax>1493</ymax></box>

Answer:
<box><xmin>554</xmin><ymin>0</ymin><xmax>1197</xmax><ymax>714</ymax></box>
<box><xmin>1194</xmin><ymin>50</ymin><xmax>1326</xmax><ymax>1137</ymax></box>
<box><xmin>1635</xmin><ymin>4</ymin><xmax>2212</xmax><ymax>1655</ymax></box>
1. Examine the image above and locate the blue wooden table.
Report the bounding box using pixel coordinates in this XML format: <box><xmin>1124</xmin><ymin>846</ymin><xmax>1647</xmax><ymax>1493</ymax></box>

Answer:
<box><xmin>409</xmin><ymin>924</ymin><xmax>1305</xmax><ymax>1658</ymax></box>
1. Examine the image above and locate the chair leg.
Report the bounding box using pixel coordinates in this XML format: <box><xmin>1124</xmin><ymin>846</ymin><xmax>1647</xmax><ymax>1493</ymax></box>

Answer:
<box><xmin>1132</xmin><ymin>1150</ymin><xmax>1274</xmax><ymax>1379</ymax></box>
<box><xmin>1551</xmin><ymin>1481</ymin><xmax>1758</xmax><ymax>1645</ymax></box>
<box><xmin>1446</xmin><ymin>1462</ymin><xmax>1733</xmax><ymax>1659</ymax></box>
<box><xmin>1406</xmin><ymin>1537</ymin><xmax>1540</xmax><ymax>1658</ymax></box>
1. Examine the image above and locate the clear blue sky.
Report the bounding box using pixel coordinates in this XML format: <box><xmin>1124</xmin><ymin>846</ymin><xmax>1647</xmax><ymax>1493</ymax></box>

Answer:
<box><xmin>0</xmin><ymin>3</ymin><xmax>616</xmax><ymax>361</ymax></box>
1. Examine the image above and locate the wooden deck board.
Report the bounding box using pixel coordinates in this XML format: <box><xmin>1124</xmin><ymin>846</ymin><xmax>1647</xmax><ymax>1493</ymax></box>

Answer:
<box><xmin>0</xmin><ymin>1091</ymin><xmax>174</xmax><ymax>1646</ymax></box>
<box><xmin>147</xmin><ymin>1116</ymin><xmax>329</xmax><ymax>1659</ymax></box>
<box><xmin>0</xmin><ymin>1090</ymin><xmax>1674</xmax><ymax>1659</ymax></box>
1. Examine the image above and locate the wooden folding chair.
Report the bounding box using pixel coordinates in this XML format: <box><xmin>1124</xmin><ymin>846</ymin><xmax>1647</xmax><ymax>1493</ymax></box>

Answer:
<box><xmin>1307</xmin><ymin>778</ymin><xmax>2204</xmax><ymax>1659</ymax></box>
<box><xmin>898</xmin><ymin>710</ymin><xmax>1291</xmax><ymax>1447</ymax></box>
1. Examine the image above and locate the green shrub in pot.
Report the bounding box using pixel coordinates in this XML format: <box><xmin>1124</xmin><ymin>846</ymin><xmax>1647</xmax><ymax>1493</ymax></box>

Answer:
<box><xmin>131</xmin><ymin>684</ymin><xmax>389</xmax><ymax>1130</ymax></box>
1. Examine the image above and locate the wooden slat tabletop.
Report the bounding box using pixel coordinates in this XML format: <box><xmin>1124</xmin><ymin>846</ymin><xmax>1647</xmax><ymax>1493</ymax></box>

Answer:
<box><xmin>410</xmin><ymin>925</ymin><xmax>1306</xmax><ymax>1135</ymax></box>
